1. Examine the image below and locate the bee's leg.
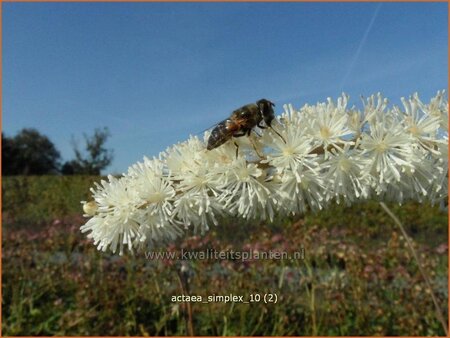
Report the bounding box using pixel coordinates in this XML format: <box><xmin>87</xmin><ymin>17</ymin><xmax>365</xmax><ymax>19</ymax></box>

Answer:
<box><xmin>250</xmin><ymin>139</ymin><xmax>264</xmax><ymax>158</ymax></box>
<box><xmin>259</xmin><ymin>122</ymin><xmax>286</xmax><ymax>144</ymax></box>
<box><xmin>233</xmin><ymin>141</ymin><xmax>239</xmax><ymax>158</ymax></box>
<box><xmin>271</xmin><ymin>126</ymin><xmax>286</xmax><ymax>143</ymax></box>
<box><xmin>245</xmin><ymin>130</ymin><xmax>264</xmax><ymax>158</ymax></box>
<box><xmin>249</xmin><ymin>126</ymin><xmax>263</xmax><ymax>138</ymax></box>
<box><xmin>232</xmin><ymin>130</ymin><xmax>249</xmax><ymax>158</ymax></box>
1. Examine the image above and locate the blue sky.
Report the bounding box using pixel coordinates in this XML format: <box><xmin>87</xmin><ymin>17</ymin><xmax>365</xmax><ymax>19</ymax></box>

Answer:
<box><xmin>3</xmin><ymin>2</ymin><xmax>448</xmax><ymax>174</ymax></box>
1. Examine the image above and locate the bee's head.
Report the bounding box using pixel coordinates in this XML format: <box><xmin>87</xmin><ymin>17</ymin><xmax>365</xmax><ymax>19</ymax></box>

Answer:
<box><xmin>257</xmin><ymin>99</ymin><xmax>275</xmax><ymax>126</ymax></box>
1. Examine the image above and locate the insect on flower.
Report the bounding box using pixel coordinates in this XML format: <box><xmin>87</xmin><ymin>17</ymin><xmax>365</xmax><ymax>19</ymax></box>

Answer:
<box><xmin>207</xmin><ymin>99</ymin><xmax>286</xmax><ymax>157</ymax></box>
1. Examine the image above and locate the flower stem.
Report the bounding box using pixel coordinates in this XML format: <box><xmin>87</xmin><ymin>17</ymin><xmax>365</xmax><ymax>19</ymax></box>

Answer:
<box><xmin>176</xmin><ymin>267</ymin><xmax>195</xmax><ymax>336</ymax></box>
<box><xmin>379</xmin><ymin>202</ymin><xmax>448</xmax><ymax>335</ymax></box>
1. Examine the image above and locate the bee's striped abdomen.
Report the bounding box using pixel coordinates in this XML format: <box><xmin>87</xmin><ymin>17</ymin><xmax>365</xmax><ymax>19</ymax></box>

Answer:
<box><xmin>207</xmin><ymin>119</ymin><xmax>234</xmax><ymax>150</ymax></box>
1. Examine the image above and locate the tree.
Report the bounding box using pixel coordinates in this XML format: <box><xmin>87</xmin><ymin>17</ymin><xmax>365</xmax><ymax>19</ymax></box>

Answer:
<box><xmin>2</xmin><ymin>129</ymin><xmax>61</xmax><ymax>175</ymax></box>
<box><xmin>63</xmin><ymin>127</ymin><xmax>113</xmax><ymax>175</ymax></box>
<box><xmin>2</xmin><ymin>133</ymin><xmax>18</xmax><ymax>175</ymax></box>
<box><xmin>60</xmin><ymin>160</ymin><xmax>83</xmax><ymax>175</ymax></box>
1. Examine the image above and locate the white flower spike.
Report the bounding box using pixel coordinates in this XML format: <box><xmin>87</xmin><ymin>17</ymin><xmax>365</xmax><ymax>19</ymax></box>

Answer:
<box><xmin>81</xmin><ymin>91</ymin><xmax>448</xmax><ymax>255</ymax></box>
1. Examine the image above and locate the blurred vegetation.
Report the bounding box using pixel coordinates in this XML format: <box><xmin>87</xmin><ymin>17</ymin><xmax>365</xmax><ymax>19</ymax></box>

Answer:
<box><xmin>2</xmin><ymin>176</ymin><xmax>448</xmax><ymax>336</ymax></box>
<box><xmin>2</xmin><ymin>176</ymin><xmax>99</xmax><ymax>226</ymax></box>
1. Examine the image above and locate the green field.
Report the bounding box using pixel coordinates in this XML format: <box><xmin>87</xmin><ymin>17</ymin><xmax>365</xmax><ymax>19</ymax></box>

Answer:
<box><xmin>2</xmin><ymin>176</ymin><xmax>448</xmax><ymax>336</ymax></box>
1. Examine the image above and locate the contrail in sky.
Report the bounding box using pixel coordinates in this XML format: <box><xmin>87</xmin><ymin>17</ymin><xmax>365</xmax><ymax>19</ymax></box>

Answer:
<box><xmin>339</xmin><ymin>3</ymin><xmax>383</xmax><ymax>91</ymax></box>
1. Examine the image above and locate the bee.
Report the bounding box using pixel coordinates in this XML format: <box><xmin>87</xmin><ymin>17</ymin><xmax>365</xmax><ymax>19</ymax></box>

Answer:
<box><xmin>207</xmin><ymin>99</ymin><xmax>285</xmax><ymax>156</ymax></box>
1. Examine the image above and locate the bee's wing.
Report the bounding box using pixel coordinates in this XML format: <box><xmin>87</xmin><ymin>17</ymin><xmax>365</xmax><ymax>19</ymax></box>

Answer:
<box><xmin>196</xmin><ymin>122</ymin><xmax>219</xmax><ymax>136</ymax></box>
<box><xmin>195</xmin><ymin>118</ymin><xmax>230</xmax><ymax>136</ymax></box>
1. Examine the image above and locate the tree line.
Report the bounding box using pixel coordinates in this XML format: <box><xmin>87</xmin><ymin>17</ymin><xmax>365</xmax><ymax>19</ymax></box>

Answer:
<box><xmin>2</xmin><ymin>127</ymin><xmax>113</xmax><ymax>176</ymax></box>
